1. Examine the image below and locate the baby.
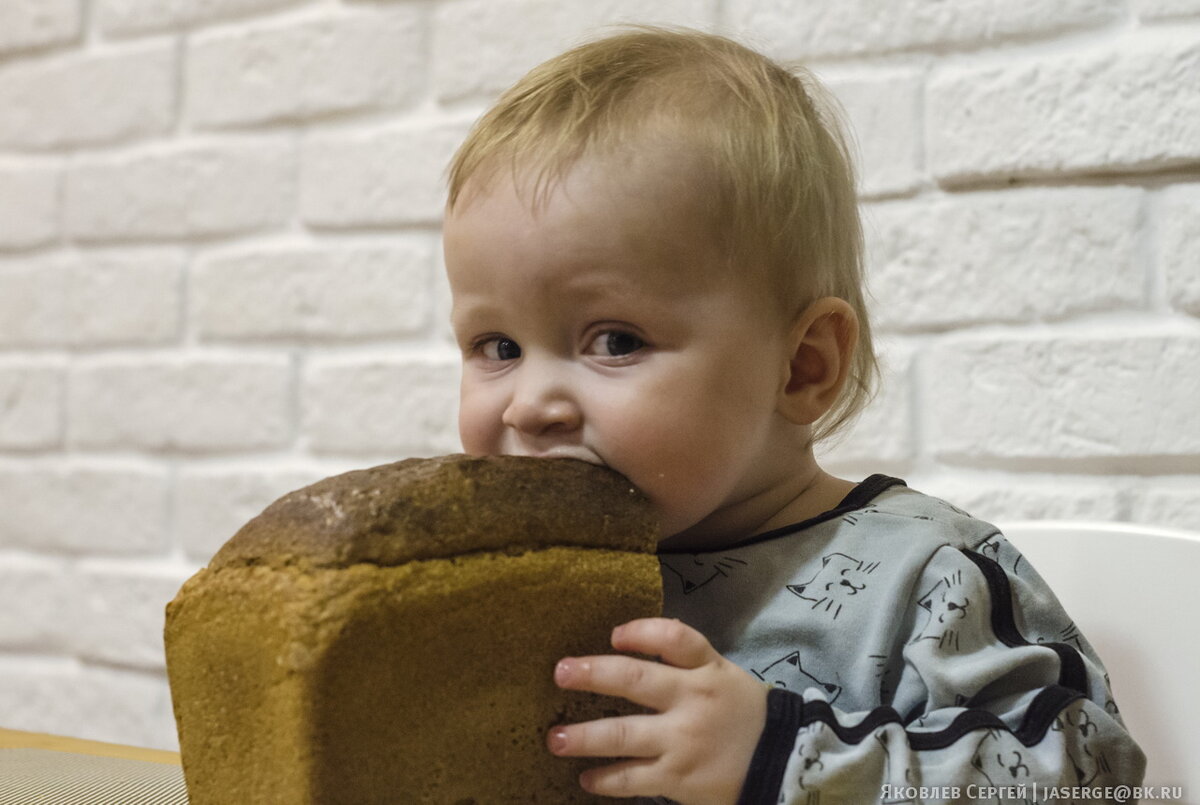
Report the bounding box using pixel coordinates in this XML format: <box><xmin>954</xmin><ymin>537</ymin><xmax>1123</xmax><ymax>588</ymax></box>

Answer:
<box><xmin>441</xmin><ymin>26</ymin><xmax>1145</xmax><ymax>805</ymax></box>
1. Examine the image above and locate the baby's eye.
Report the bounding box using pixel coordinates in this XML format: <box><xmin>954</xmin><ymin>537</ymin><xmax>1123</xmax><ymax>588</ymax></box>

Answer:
<box><xmin>478</xmin><ymin>337</ymin><xmax>522</xmax><ymax>361</ymax></box>
<box><xmin>587</xmin><ymin>330</ymin><xmax>646</xmax><ymax>358</ymax></box>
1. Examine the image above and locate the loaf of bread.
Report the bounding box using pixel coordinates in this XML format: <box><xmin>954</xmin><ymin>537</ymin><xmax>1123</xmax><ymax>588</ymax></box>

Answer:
<box><xmin>164</xmin><ymin>455</ymin><xmax>662</xmax><ymax>804</ymax></box>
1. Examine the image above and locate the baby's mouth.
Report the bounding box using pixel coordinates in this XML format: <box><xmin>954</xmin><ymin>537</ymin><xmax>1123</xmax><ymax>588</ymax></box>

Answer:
<box><xmin>515</xmin><ymin>445</ymin><xmax>605</xmax><ymax>466</ymax></box>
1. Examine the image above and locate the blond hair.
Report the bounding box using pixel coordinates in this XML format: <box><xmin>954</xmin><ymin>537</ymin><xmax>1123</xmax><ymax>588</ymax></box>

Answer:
<box><xmin>446</xmin><ymin>26</ymin><xmax>877</xmax><ymax>441</ymax></box>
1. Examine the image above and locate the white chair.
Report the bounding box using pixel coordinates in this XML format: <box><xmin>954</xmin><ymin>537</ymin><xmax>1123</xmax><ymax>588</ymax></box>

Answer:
<box><xmin>1001</xmin><ymin>521</ymin><xmax>1200</xmax><ymax>805</ymax></box>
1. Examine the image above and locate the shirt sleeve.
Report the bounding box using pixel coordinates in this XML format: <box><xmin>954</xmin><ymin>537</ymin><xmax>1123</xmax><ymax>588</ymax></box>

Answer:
<box><xmin>736</xmin><ymin>541</ymin><xmax>1147</xmax><ymax>805</ymax></box>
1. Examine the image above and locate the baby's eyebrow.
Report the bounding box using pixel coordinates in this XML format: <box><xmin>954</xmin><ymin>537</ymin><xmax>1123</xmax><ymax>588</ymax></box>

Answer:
<box><xmin>448</xmin><ymin>298</ymin><xmax>503</xmax><ymax>330</ymax></box>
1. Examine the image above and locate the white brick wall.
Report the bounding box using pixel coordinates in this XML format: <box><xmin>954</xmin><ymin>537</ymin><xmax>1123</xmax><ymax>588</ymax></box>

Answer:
<box><xmin>0</xmin><ymin>0</ymin><xmax>1197</xmax><ymax>752</ymax></box>
<box><xmin>186</xmin><ymin>8</ymin><xmax>426</xmax><ymax>129</ymax></box>
<box><xmin>65</xmin><ymin>141</ymin><xmax>296</xmax><ymax>242</ymax></box>
<box><xmin>0</xmin><ymin>42</ymin><xmax>177</xmax><ymax>150</ymax></box>
<box><xmin>0</xmin><ymin>0</ymin><xmax>82</xmax><ymax>56</ymax></box>
<box><xmin>928</xmin><ymin>36</ymin><xmax>1200</xmax><ymax>183</ymax></box>
<box><xmin>726</xmin><ymin>0</ymin><xmax>1125</xmax><ymax>59</ymax></box>
<box><xmin>0</xmin><ymin>162</ymin><xmax>59</xmax><ymax>249</ymax></box>
<box><xmin>864</xmin><ymin>187</ymin><xmax>1146</xmax><ymax>330</ymax></box>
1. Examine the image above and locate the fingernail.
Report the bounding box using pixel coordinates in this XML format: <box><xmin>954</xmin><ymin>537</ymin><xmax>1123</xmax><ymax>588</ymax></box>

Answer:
<box><xmin>555</xmin><ymin>659</ymin><xmax>571</xmax><ymax>685</ymax></box>
<box><xmin>548</xmin><ymin>729</ymin><xmax>568</xmax><ymax>754</ymax></box>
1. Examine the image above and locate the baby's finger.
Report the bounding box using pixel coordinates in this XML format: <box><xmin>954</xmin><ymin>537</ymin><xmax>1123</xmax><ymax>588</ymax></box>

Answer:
<box><xmin>547</xmin><ymin>713</ymin><xmax>662</xmax><ymax>759</ymax></box>
<box><xmin>611</xmin><ymin>617</ymin><xmax>717</xmax><ymax>669</ymax></box>
<box><xmin>578</xmin><ymin>756</ymin><xmax>662</xmax><ymax>799</ymax></box>
<box><xmin>555</xmin><ymin>655</ymin><xmax>677</xmax><ymax>710</ymax></box>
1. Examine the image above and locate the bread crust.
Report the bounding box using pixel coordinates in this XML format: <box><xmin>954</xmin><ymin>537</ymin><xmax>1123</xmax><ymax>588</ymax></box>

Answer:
<box><xmin>166</xmin><ymin>455</ymin><xmax>663</xmax><ymax>803</ymax></box>
<box><xmin>210</xmin><ymin>455</ymin><xmax>659</xmax><ymax>570</ymax></box>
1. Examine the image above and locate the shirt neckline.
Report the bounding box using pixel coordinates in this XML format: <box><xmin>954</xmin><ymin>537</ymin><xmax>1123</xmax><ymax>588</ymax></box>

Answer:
<box><xmin>658</xmin><ymin>474</ymin><xmax>907</xmax><ymax>555</ymax></box>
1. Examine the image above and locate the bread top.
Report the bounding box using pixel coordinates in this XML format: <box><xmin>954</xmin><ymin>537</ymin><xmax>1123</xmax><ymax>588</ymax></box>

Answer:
<box><xmin>210</xmin><ymin>455</ymin><xmax>659</xmax><ymax>570</ymax></box>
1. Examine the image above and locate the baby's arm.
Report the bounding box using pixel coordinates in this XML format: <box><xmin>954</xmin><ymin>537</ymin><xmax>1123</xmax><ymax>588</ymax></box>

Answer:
<box><xmin>742</xmin><ymin>542</ymin><xmax>1145</xmax><ymax>804</ymax></box>
<box><xmin>548</xmin><ymin>617</ymin><xmax>767</xmax><ymax>805</ymax></box>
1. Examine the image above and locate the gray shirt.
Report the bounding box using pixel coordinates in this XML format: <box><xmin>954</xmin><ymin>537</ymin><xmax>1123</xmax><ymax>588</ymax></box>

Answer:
<box><xmin>658</xmin><ymin>476</ymin><xmax>1146</xmax><ymax>804</ymax></box>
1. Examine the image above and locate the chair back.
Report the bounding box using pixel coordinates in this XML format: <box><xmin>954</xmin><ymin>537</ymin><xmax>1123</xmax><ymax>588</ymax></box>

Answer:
<box><xmin>1001</xmin><ymin>521</ymin><xmax>1200</xmax><ymax>804</ymax></box>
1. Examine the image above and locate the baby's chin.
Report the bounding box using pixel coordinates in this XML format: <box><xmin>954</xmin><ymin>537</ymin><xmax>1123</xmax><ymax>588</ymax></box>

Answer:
<box><xmin>653</xmin><ymin>501</ymin><xmax>749</xmax><ymax>552</ymax></box>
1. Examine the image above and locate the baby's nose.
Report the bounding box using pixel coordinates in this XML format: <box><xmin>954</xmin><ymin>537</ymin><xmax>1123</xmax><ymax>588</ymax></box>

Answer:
<box><xmin>501</xmin><ymin>372</ymin><xmax>582</xmax><ymax>436</ymax></box>
<box><xmin>503</xmin><ymin>399</ymin><xmax>581</xmax><ymax>435</ymax></box>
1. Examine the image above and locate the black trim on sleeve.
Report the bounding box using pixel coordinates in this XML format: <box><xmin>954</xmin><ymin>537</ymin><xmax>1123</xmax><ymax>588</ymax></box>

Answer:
<box><xmin>744</xmin><ymin>684</ymin><xmax>1084</xmax><ymax>765</ymax></box>
<box><xmin>961</xmin><ymin>549</ymin><xmax>1090</xmax><ymax>694</ymax></box>
<box><xmin>1016</xmin><ymin>685</ymin><xmax>1088</xmax><ymax>746</ymax></box>
<box><xmin>737</xmin><ymin>687</ymin><xmax>805</xmax><ymax>805</ymax></box>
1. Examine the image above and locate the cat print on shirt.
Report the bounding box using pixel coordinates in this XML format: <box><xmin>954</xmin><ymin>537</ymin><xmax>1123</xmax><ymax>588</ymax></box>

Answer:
<box><xmin>1052</xmin><ymin>704</ymin><xmax>1114</xmax><ymax>787</ymax></box>
<box><xmin>660</xmin><ymin>554</ymin><xmax>748</xmax><ymax>595</ymax></box>
<box><xmin>935</xmin><ymin>498</ymin><xmax>974</xmax><ymax>518</ymax></box>
<box><xmin>969</xmin><ymin>729</ymin><xmax>1036</xmax><ymax>805</ymax></box>
<box><xmin>876</xmin><ymin>731</ymin><xmax>918</xmax><ymax>801</ymax></box>
<box><xmin>913</xmin><ymin>569</ymin><xmax>973</xmax><ymax>652</ymax></box>
<box><xmin>869</xmin><ymin>653</ymin><xmax>908</xmax><ymax>706</ymax></box>
<box><xmin>1102</xmin><ymin>674</ymin><xmax>1120</xmax><ymax>718</ymax></box>
<box><xmin>1035</xmin><ymin>621</ymin><xmax>1085</xmax><ymax>653</ymax></box>
<box><xmin>979</xmin><ymin>533</ymin><xmax>1006</xmax><ymax>565</ymax></box>
<box><xmin>979</xmin><ymin>532</ymin><xmax>1026</xmax><ymax>576</ymax></box>
<box><xmin>840</xmin><ymin>504</ymin><xmax>879</xmax><ymax>527</ymax></box>
<box><xmin>790</xmin><ymin>722</ymin><xmax>828</xmax><ymax>805</ymax></box>
<box><xmin>787</xmin><ymin>552</ymin><xmax>880</xmax><ymax>620</ymax></box>
<box><xmin>753</xmin><ymin>650</ymin><xmax>843</xmax><ymax>704</ymax></box>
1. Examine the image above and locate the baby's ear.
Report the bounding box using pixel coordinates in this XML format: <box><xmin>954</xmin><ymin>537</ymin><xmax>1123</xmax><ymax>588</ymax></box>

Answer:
<box><xmin>777</xmin><ymin>297</ymin><xmax>859</xmax><ymax>425</ymax></box>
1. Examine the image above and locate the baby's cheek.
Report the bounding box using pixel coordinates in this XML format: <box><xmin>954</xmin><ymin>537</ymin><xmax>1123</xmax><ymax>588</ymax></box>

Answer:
<box><xmin>623</xmin><ymin>451</ymin><xmax>723</xmax><ymax>535</ymax></box>
<box><xmin>457</xmin><ymin>394</ymin><xmax>500</xmax><ymax>455</ymax></box>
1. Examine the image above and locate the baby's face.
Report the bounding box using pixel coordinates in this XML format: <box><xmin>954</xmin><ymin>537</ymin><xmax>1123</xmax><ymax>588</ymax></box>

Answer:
<box><xmin>444</xmin><ymin>153</ymin><xmax>795</xmax><ymax>542</ymax></box>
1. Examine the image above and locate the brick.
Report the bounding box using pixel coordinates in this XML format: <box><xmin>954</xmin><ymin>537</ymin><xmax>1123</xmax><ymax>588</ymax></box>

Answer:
<box><xmin>0</xmin><ymin>43</ymin><xmax>176</xmax><ymax>150</ymax></box>
<box><xmin>69</xmin><ymin>357</ymin><xmax>292</xmax><ymax>452</ymax></box>
<box><xmin>929</xmin><ymin>37</ymin><xmax>1200</xmax><ymax>183</ymax></box>
<box><xmin>824</xmin><ymin>70</ymin><xmax>922</xmax><ymax>198</ymax></box>
<box><xmin>865</xmin><ymin>188</ymin><xmax>1143</xmax><ymax>331</ymax></box>
<box><xmin>74</xmin><ymin>561</ymin><xmax>194</xmax><ymax>671</ymax></box>
<box><xmin>0</xmin><ymin>362</ymin><xmax>63</xmax><ymax>449</ymax></box>
<box><xmin>98</xmin><ymin>0</ymin><xmax>304</xmax><ymax>37</ymax></box>
<box><xmin>818</xmin><ymin>338</ymin><xmax>915</xmax><ymax>465</ymax></box>
<box><xmin>726</xmin><ymin>0</ymin><xmax>1122</xmax><ymax>60</ymax></box>
<box><xmin>0</xmin><ymin>555</ymin><xmax>75</xmax><ymax>650</ymax></box>
<box><xmin>303</xmin><ymin>356</ymin><xmax>460</xmax><ymax>455</ymax></box>
<box><xmin>910</xmin><ymin>476</ymin><xmax>1122</xmax><ymax>524</ymax></box>
<box><xmin>927</xmin><ymin>334</ymin><xmax>1200</xmax><ymax>461</ymax></box>
<box><xmin>1129</xmin><ymin>482</ymin><xmax>1200</xmax><ymax>531</ymax></box>
<box><xmin>301</xmin><ymin>123</ymin><xmax>468</xmax><ymax>227</ymax></box>
<box><xmin>1138</xmin><ymin>0</ymin><xmax>1200</xmax><ymax>20</ymax></box>
<box><xmin>1160</xmin><ymin>184</ymin><xmax>1200</xmax><ymax>317</ymax></box>
<box><xmin>192</xmin><ymin>241</ymin><xmax>434</xmax><ymax>341</ymax></box>
<box><xmin>0</xmin><ymin>658</ymin><xmax>178</xmax><ymax>750</ymax></box>
<box><xmin>0</xmin><ymin>0</ymin><xmax>81</xmax><ymax>55</ymax></box>
<box><xmin>0</xmin><ymin>465</ymin><xmax>170</xmax><ymax>554</ymax></box>
<box><xmin>0</xmin><ymin>251</ymin><xmax>183</xmax><ymax>347</ymax></box>
<box><xmin>433</xmin><ymin>0</ymin><xmax>715</xmax><ymax>101</ymax></box>
<box><xmin>65</xmin><ymin>141</ymin><xmax>295</xmax><ymax>242</ymax></box>
<box><xmin>0</xmin><ymin>163</ymin><xmax>59</xmax><ymax>250</ymax></box>
<box><xmin>174</xmin><ymin>466</ymin><xmax>326</xmax><ymax>560</ymax></box>
<box><xmin>187</xmin><ymin>9</ymin><xmax>424</xmax><ymax>129</ymax></box>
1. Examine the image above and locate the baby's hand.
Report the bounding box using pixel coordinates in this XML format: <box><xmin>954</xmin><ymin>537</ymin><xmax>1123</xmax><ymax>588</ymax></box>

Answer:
<box><xmin>548</xmin><ymin>618</ymin><xmax>767</xmax><ymax>805</ymax></box>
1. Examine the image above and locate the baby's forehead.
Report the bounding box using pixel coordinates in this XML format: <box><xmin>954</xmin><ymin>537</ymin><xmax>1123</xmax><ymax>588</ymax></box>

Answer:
<box><xmin>460</xmin><ymin>127</ymin><xmax>718</xmax><ymax>207</ymax></box>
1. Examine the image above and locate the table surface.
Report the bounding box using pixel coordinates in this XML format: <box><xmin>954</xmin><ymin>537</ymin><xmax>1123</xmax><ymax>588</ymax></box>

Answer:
<box><xmin>0</xmin><ymin>727</ymin><xmax>181</xmax><ymax>766</ymax></box>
